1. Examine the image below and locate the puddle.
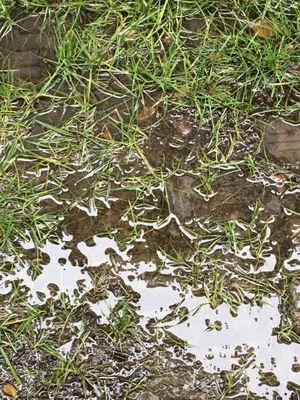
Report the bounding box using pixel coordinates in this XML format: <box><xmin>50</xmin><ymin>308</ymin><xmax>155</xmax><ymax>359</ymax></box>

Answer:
<box><xmin>82</xmin><ymin>254</ymin><xmax>300</xmax><ymax>398</ymax></box>
<box><xmin>88</xmin><ymin>291</ymin><xmax>119</xmax><ymax>323</ymax></box>
<box><xmin>167</xmin><ymin>295</ymin><xmax>300</xmax><ymax>399</ymax></box>
<box><xmin>0</xmin><ymin>235</ymin><xmax>93</xmax><ymax>304</ymax></box>
<box><xmin>115</xmin><ymin>260</ymin><xmax>299</xmax><ymax>397</ymax></box>
<box><xmin>0</xmin><ymin>7</ymin><xmax>299</xmax><ymax>399</ymax></box>
<box><xmin>284</xmin><ymin>244</ymin><xmax>300</xmax><ymax>271</ymax></box>
<box><xmin>118</xmin><ymin>261</ymin><xmax>182</xmax><ymax>327</ymax></box>
<box><xmin>263</xmin><ymin>117</ymin><xmax>300</xmax><ymax>165</ymax></box>
<box><xmin>77</xmin><ymin>235</ymin><xmax>131</xmax><ymax>266</ymax></box>
<box><xmin>0</xmin><ymin>174</ymin><xmax>299</xmax><ymax>399</ymax></box>
<box><xmin>1</xmin><ymin>183</ymin><xmax>299</xmax><ymax>398</ymax></box>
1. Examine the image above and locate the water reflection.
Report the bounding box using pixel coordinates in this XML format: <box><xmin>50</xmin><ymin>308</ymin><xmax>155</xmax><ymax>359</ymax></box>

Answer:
<box><xmin>0</xmin><ymin>233</ymin><xmax>299</xmax><ymax>399</ymax></box>
<box><xmin>0</xmin><ymin>235</ymin><xmax>93</xmax><ymax>303</ymax></box>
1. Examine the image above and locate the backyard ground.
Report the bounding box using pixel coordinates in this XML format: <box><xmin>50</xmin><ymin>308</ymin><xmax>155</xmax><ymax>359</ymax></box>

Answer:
<box><xmin>0</xmin><ymin>1</ymin><xmax>299</xmax><ymax>399</ymax></box>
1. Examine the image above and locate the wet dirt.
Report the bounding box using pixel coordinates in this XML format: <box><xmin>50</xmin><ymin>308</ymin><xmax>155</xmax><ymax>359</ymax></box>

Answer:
<box><xmin>166</xmin><ymin>172</ymin><xmax>267</xmax><ymax>221</ymax></box>
<box><xmin>1</xmin><ymin>7</ymin><xmax>300</xmax><ymax>400</ymax></box>
<box><xmin>2</xmin><ymin>117</ymin><xmax>300</xmax><ymax>398</ymax></box>
<box><xmin>2</xmin><ymin>106</ymin><xmax>300</xmax><ymax>398</ymax></box>
<box><xmin>0</xmin><ymin>14</ymin><xmax>55</xmax><ymax>83</ymax></box>
<box><xmin>263</xmin><ymin>117</ymin><xmax>300</xmax><ymax>165</ymax></box>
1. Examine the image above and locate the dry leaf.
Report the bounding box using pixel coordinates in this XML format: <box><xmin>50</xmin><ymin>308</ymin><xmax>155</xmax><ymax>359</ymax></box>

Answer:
<box><xmin>253</xmin><ymin>19</ymin><xmax>275</xmax><ymax>38</ymax></box>
<box><xmin>137</xmin><ymin>95</ymin><xmax>163</xmax><ymax>122</ymax></box>
<box><xmin>3</xmin><ymin>383</ymin><xmax>18</xmax><ymax>398</ymax></box>
<box><xmin>271</xmin><ymin>172</ymin><xmax>294</xmax><ymax>183</ymax></box>
<box><xmin>102</xmin><ymin>124</ymin><xmax>112</xmax><ymax>140</ymax></box>
<box><xmin>137</xmin><ymin>105</ymin><xmax>156</xmax><ymax>122</ymax></box>
<box><xmin>162</xmin><ymin>36</ymin><xmax>172</xmax><ymax>48</ymax></box>
<box><xmin>284</xmin><ymin>43</ymin><xmax>296</xmax><ymax>51</ymax></box>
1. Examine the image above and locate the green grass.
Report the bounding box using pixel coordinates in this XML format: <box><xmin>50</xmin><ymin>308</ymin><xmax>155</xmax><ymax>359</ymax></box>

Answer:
<box><xmin>0</xmin><ymin>0</ymin><xmax>298</xmax><ymax>252</ymax></box>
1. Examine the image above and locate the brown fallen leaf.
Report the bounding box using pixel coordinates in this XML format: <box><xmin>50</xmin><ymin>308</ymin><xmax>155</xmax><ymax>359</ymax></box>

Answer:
<box><xmin>137</xmin><ymin>105</ymin><xmax>156</xmax><ymax>122</ymax></box>
<box><xmin>284</xmin><ymin>43</ymin><xmax>296</xmax><ymax>51</ymax></box>
<box><xmin>137</xmin><ymin>95</ymin><xmax>164</xmax><ymax>122</ymax></box>
<box><xmin>102</xmin><ymin>124</ymin><xmax>113</xmax><ymax>140</ymax></box>
<box><xmin>253</xmin><ymin>19</ymin><xmax>275</xmax><ymax>38</ymax></box>
<box><xmin>270</xmin><ymin>172</ymin><xmax>294</xmax><ymax>183</ymax></box>
<box><xmin>3</xmin><ymin>383</ymin><xmax>18</xmax><ymax>398</ymax></box>
<box><xmin>162</xmin><ymin>36</ymin><xmax>172</xmax><ymax>49</ymax></box>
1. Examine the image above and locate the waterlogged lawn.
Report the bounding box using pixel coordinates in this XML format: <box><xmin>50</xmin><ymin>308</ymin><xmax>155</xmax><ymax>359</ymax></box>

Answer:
<box><xmin>0</xmin><ymin>1</ymin><xmax>299</xmax><ymax>399</ymax></box>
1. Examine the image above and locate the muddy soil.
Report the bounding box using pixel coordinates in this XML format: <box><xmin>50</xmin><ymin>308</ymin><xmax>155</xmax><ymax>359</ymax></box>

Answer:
<box><xmin>0</xmin><ymin>7</ymin><xmax>300</xmax><ymax>400</ymax></box>
<box><xmin>263</xmin><ymin>117</ymin><xmax>300</xmax><ymax>165</ymax></box>
<box><xmin>0</xmin><ymin>14</ymin><xmax>55</xmax><ymax>82</ymax></box>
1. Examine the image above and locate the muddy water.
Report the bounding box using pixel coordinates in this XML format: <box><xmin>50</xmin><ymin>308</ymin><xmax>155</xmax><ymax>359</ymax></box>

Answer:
<box><xmin>263</xmin><ymin>117</ymin><xmax>300</xmax><ymax>164</ymax></box>
<box><xmin>1</xmin><ymin>118</ymin><xmax>300</xmax><ymax>399</ymax></box>
<box><xmin>1</xmin><ymin>220</ymin><xmax>300</xmax><ymax>398</ymax></box>
<box><xmin>1</xmin><ymin>145</ymin><xmax>300</xmax><ymax>399</ymax></box>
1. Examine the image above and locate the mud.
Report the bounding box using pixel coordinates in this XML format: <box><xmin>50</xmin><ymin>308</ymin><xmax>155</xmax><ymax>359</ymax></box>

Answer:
<box><xmin>1</xmin><ymin>6</ymin><xmax>300</xmax><ymax>400</ymax></box>
<box><xmin>1</xmin><ymin>109</ymin><xmax>300</xmax><ymax>398</ymax></box>
<box><xmin>167</xmin><ymin>172</ymin><xmax>269</xmax><ymax>221</ymax></box>
<box><xmin>263</xmin><ymin>117</ymin><xmax>300</xmax><ymax>165</ymax></box>
<box><xmin>0</xmin><ymin>14</ymin><xmax>54</xmax><ymax>82</ymax></box>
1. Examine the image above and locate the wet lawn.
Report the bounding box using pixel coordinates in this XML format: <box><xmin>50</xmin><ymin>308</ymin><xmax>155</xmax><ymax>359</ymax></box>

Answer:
<box><xmin>0</xmin><ymin>1</ymin><xmax>299</xmax><ymax>399</ymax></box>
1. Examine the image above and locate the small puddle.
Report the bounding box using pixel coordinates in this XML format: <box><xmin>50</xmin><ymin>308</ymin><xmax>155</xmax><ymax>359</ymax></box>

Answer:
<box><xmin>167</xmin><ymin>295</ymin><xmax>299</xmax><ymax>399</ymax></box>
<box><xmin>0</xmin><ymin>234</ymin><xmax>93</xmax><ymax>304</ymax></box>
<box><xmin>77</xmin><ymin>235</ymin><xmax>131</xmax><ymax>266</ymax></box>
<box><xmin>119</xmin><ymin>261</ymin><xmax>182</xmax><ymax>326</ymax></box>
<box><xmin>284</xmin><ymin>244</ymin><xmax>300</xmax><ymax>271</ymax></box>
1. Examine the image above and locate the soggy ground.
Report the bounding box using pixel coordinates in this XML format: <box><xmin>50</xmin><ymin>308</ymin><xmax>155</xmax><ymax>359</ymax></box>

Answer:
<box><xmin>0</xmin><ymin>1</ymin><xmax>300</xmax><ymax>399</ymax></box>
